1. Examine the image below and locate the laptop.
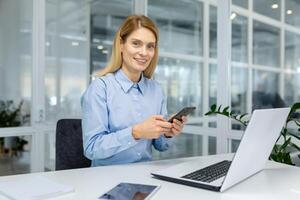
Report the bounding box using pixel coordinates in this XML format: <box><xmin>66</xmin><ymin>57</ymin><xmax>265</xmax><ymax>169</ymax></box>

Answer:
<box><xmin>151</xmin><ymin>108</ymin><xmax>290</xmax><ymax>192</ymax></box>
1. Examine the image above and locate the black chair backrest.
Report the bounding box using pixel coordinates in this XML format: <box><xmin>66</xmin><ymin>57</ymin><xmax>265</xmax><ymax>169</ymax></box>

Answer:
<box><xmin>55</xmin><ymin>119</ymin><xmax>91</xmax><ymax>170</ymax></box>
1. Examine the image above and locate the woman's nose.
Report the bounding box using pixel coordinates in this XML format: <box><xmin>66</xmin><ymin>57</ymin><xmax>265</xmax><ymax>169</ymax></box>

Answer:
<box><xmin>139</xmin><ymin>46</ymin><xmax>147</xmax><ymax>56</ymax></box>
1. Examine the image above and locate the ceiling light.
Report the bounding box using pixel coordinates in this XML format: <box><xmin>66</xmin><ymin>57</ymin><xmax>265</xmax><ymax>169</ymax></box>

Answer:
<box><xmin>46</xmin><ymin>42</ymin><xmax>50</xmax><ymax>46</ymax></box>
<box><xmin>93</xmin><ymin>38</ymin><xmax>101</xmax><ymax>43</ymax></box>
<box><xmin>50</xmin><ymin>96</ymin><xmax>57</xmax><ymax>106</ymax></box>
<box><xmin>102</xmin><ymin>50</ymin><xmax>108</xmax><ymax>54</ymax></box>
<box><xmin>271</xmin><ymin>4</ymin><xmax>279</xmax><ymax>9</ymax></box>
<box><xmin>71</xmin><ymin>41</ymin><xmax>79</xmax><ymax>46</ymax></box>
<box><xmin>287</xmin><ymin>10</ymin><xmax>293</xmax><ymax>15</ymax></box>
<box><xmin>97</xmin><ymin>45</ymin><xmax>104</xmax><ymax>50</ymax></box>
<box><xmin>230</xmin><ymin>12</ymin><xmax>237</xmax><ymax>20</ymax></box>
<box><xmin>297</xmin><ymin>67</ymin><xmax>300</xmax><ymax>73</ymax></box>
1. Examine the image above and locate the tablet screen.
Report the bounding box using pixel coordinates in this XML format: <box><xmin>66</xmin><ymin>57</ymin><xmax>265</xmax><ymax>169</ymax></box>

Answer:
<box><xmin>98</xmin><ymin>182</ymin><xmax>160</xmax><ymax>200</ymax></box>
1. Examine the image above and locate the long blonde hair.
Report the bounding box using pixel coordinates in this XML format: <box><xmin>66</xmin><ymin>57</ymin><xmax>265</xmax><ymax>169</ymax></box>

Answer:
<box><xmin>95</xmin><ymin>15</ymin><xmax>159</xmax><ymax>78</ymax></box>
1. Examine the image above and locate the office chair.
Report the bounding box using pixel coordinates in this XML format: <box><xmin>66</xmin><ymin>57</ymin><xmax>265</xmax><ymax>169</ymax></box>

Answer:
<box><xmin>55</xmin><ymin>119</ymin><xmax>91</xmax><ymax>170</ymax></box>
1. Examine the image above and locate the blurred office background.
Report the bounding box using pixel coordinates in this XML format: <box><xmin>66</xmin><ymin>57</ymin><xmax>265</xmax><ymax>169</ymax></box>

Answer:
<box><xmin>0</xmin><ymin>0</ymin><xmax>300</xmax><ymax>175</ymax></box>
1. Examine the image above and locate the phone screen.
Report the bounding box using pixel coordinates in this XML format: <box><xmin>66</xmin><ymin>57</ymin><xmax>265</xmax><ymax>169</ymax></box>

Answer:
<box><xmin>98</xmin><ymin>182</ymin><xmax>160</xmax><ymax>200</ymax></box>
<box><xmin>168</xmin><ymin>106</ymin><xmax>196</xmax><ymax>123</ymax></box>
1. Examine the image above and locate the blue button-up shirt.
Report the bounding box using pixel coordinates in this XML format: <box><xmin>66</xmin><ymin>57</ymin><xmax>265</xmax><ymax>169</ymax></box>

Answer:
<box><xmin>81</xmin><ymin>69</ymin><xmax>172</xmax><ymax>166</ymax></box>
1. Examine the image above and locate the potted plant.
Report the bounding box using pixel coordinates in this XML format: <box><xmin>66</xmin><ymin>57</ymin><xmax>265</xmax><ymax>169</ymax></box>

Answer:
<box><xmin>0</xmin><ymin>100</ymin><xmax>29</xmax><ymax>156</ymax></box>
<box><xmin>205</xmin><ymin>103</ymin><xmax>300</xmax><ymax>165</ymax></box>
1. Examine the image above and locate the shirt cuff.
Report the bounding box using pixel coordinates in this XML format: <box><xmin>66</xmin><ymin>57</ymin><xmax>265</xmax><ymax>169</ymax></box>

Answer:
<box><xmin>117</xmin><ymin>126</ymin><xmax>138</xmax><ymax>147</ymax></box>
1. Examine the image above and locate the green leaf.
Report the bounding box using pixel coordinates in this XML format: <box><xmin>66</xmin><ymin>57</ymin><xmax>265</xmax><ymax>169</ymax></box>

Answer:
<box><xmin>210</xmin><ymin>104</ymin><xmax>216</xmax><ymax>112</ymax></box>
<box><xmin>290</xmin><ymin>103</ymin><xmax>300</xmax><ymax>114</ymax></box>
<box><xmin>239</xmin><ymin>113</ymin><xmax>248</xmax><ymax>120</ymax></box>
<box><xmin>272</xmin><ymin>144</ymin><xmax>279</xmax><ymax>153</ymax></box>
<box><xmin>282</xmin><ymin>128</ymin><xmax>288</xmax><ymax>135</ymax></box>
<box><xmin>223</xmin><ymin>106</ymin><xmax>229</xmax><ymax>113</ymax></box>
<box><xmin>282</xmin><ymin>153</ymin><xmax>294</xmax><ymax>165</ymax></box>
<box><xmin>222</xmin><ymin>107</ymin><xmax>229</xmax><ymax>116</ymax></box>
<box><xmin>294</xmin><ymin>120</ymin><xmax>300</xmax><ymax>126</ymax></box>
<box><xmin>290</xmin><ymin>142</ymin><xmax>300</xmax><ymax>152</ymax></box>
<box><xmin>205</xmin><ymin>111</ymin><xmax>212</xmax><ymax>116</ymax></box>
<box><xmin>279</xmin><ymin>137</ymin><xmax>291</xmax><ymax>151</ymax></box>
<box><xmin>270</xmin><ymin>153</ymin><xmax>278</xmax><ymax>161</ymax></box>
<box><xmin>217</xmin><ymin>105</ymin><xmax>222</xmax><ymax>112</ymax></box>
<box><xmin>288</xmin><ymin>132</ymin><xmax>300</xmax><ymax>140</ymax></box>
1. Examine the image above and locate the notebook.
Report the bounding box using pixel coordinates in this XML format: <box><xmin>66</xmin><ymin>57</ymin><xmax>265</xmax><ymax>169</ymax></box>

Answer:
<box><xmin>0</xmin><ymin>175</ymin><xmax>74</xmax><ymax>200</ymax></box>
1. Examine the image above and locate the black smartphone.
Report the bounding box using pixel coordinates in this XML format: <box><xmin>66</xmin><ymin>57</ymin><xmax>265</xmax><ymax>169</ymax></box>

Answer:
<box><xmin>168</xmin><ymin>107</ymin><xmax>196</xmax><ymax>123</ymax></box>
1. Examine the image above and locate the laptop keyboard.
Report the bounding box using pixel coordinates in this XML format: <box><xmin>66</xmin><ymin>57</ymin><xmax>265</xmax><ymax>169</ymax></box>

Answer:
<box><xmin>181</xmin><ymin>160</ymin><xmax>231</xmax><ymax>183</ymax></box>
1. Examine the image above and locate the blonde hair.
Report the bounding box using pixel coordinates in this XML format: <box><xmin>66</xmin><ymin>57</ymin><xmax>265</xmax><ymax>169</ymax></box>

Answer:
<box><xmin>95</xmin><ymin>15</ymin><xmax>159</xmax><ymax>79</ymax></box>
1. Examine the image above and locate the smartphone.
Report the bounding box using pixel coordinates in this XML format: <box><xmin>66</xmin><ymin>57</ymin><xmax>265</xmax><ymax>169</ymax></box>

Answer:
<box><xmin>168</xmin><ymin>106</ymin><xmax>196</xmax><ymax>123</ymax></box>
<box><xmin>98</xmin><ymin>182</ymin><xmax>160</xmax><ymax>200</ymax></box>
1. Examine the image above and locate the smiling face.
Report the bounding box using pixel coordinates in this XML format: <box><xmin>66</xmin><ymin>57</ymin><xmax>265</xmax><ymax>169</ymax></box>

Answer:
<box><xmin>120</xmin><ymin>27</ymin><xmax>156</xmax><ymax>81</ymax></box>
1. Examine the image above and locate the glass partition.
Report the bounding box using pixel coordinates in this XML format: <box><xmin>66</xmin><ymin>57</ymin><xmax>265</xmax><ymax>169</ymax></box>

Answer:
<box><xmin>285</xmin><ymin>0</ymin><xmax>300</xmax><ymax>28</ymax></box>
<box><xmin>253</xmin><ymin>21</ymin><xmax>280</xmax><ymax>68</ymax></box>
<box><xmin>0</xmin><ymin>136</ymin><xmax>32</xmax><ymax>175</ymax></box>
<box><xmin>0</xmin><ymin>0</ymin><xmax>32</xmax><ymax>126</ymax></box>
<box><xmin>232</xmin><ymin>0</ymin><xmax>248</xmax><ymax>9</ymax></box>
<box><xmin>90</xmin><ymin>0</ymin><xmax>132</xmax><ymax>74</ymax></box>
<box><xmin>148</xmin><ymin>0</ymin><xmax>203</xmax><ymax>56</ymax></box>
<box><xmin>155</xmin><ymin>58</ymin><xmax>202</xmax><ymax>118</ymax></box>
<box><xmin>45</xmin><ymin>0</ymin><xmax>89</xmax><ymax>122</ymax></box>
<box><xmin>253</xmin><ymin>0</ymin><xmax>281</xmax><ymax>20</ymax></box>
<box><xmin>0</xmin><ymin>0</ymin><xmax>33</xmax><ymax>176</ymax></box>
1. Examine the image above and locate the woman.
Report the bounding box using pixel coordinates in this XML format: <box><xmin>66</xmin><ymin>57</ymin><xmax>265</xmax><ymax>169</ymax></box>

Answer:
<box><xmin>81</xmin><ymin>15</ymin><xmax>187</xmax><ymax>166</ymax></box>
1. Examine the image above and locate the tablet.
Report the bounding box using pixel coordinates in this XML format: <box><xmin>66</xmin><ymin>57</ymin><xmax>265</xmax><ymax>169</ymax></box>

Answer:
<box><xmin>98</xmin><ymin>182</ymin><xmax>160</xmax><ymax>200</ymax></box>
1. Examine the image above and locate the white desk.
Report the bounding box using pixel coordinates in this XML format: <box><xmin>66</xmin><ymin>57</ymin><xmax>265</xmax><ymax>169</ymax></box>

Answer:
<box><xmin>1</xmin><ymin>154</ymin><xmax>300</xmax><ymax>200</ymax></box>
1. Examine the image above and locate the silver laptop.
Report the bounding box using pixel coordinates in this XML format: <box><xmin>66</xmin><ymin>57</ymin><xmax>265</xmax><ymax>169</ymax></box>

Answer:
<box><xmin>151</xmin><ymin>108</ymin><xmax>290</xmax><ymax>192</ymax></box>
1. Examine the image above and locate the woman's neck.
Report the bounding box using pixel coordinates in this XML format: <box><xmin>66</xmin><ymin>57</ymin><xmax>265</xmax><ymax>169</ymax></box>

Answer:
<box><xmin>121</xmin><ymin>67</ymin><xmax>141</xmax><ymax>83</ymax></box>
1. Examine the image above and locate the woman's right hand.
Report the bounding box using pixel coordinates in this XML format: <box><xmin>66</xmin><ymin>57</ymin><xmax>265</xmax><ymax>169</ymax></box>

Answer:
<box><xmin>132</xmin><ymin>115</ymin><xmax>172</xmax><ymax>140</ymax></box>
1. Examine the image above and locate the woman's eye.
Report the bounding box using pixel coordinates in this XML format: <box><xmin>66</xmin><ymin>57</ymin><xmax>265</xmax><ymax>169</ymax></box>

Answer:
<box><xmin>132</xmin><ymin>41</ymin><xmax>140</xmax><ymax>46</ymax></box>
<box><xmin>148</xmin><ymin>45</ymin><xmax>155</xmax><ymax>49</ymax></box>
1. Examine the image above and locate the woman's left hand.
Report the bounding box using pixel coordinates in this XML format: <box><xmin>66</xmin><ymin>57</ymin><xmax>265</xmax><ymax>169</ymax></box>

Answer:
<box><xmin>164</xmin><ymin>116</ymin><xmax>187</xmax><ymax>138</ymax></box>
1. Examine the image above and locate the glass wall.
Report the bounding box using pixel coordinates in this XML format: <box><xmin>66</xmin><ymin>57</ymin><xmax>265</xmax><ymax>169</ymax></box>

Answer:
<box><xmin>0</xmin><ymin>0</ymin><xmax>33</xmax><ymax>175</ymax></box>
<box><xmin>44</xmin><ymin>0</ymin><xmax>133</xmax><ymax>170</ymax></box>
<box><xmin>45</xmin><ymin>0</ymin><xmax>89</xmax><ymax>121</ymax></box>
<box><xmin>0</xmin><ymin>136</ymin><xmax>31</xmax><ymax>175</ymax></box>
<box><xmin>0</xmin><ymin>0</ymin><xmax>32</xmax><ymax>124</ymax></box>
<box><xmin>230</xmin><ymin>0</ymin><xmax>300</xmax><ymax>149</ymax></box>
<box><xmin>148</xmin><ymin>0</ymin><xmax>218</xmax><ymax>159</ymax></box>
<box><xmin>148</xmin><ymin>0</ymin><xmax>204</xmax><ymax>116</ymax></box>
<box><xmin>90</xmin><ymin>0</ymin><xmax>132</xmax><ymax>74</ymax></box>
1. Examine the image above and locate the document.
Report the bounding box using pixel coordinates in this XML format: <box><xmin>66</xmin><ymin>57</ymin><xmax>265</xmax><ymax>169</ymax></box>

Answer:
<box><xmin>0</xmin><ymin>175</ymin><xmax>74</xmax><ymax>200</ymax></box>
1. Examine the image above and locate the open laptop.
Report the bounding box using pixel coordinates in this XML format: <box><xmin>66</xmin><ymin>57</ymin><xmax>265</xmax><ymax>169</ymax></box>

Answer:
<box><xmin>151</xmin><ymin>108</ymin><xmax>290</xmax><ymax>192</ymax></box>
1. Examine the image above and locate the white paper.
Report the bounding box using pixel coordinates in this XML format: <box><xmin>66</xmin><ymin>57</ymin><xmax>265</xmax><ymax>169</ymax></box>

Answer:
<box><xmin>0</xmin><ymin>175</ymin><xmax>74</xmax><ymax>200</ymax></box>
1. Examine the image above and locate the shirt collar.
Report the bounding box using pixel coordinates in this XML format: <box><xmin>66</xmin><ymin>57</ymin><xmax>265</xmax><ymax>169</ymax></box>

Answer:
<box><xmin>114</xmin><ymin>69</ymin><xmax>146</xmax><ymax>94</ymax></box>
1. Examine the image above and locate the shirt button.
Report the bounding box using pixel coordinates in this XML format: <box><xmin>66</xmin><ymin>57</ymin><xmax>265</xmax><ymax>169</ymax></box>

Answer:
<box><xmin>128</xmin><ymin>142</ymin><xmax>131</xmax><ymax>145</ymax></box>
<box><xmin>137</xmin><ymin>153</ymin><xmax>141</xmax><ymax>156</ymax></box>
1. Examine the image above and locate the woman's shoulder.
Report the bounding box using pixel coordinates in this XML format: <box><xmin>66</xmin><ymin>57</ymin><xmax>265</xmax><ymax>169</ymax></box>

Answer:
<box><xmin>144</xmin><ymin>76</ymin><xmax>160</xmax><ymax>86</ymax></box>
<box><xmin>144</xmin><ymin>77</ymin><xmax>164</xmax><ymax>93</ymax></box>
<box><xmin>92</xmin><ymin>73</ymin><xmax>115</xmax><ymax>86</ymax></box>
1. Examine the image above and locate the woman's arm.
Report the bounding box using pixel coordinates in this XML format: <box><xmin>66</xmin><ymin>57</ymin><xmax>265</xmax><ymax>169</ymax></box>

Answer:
<box><xmin>152</xmin><ymin>89</ymin><xmax>173</xmax><ymax>151</ymax></box>
<box><xmin>81</xmin><ymin>79</ymin><xmax>138</xmax><ymax>160</ymax></box>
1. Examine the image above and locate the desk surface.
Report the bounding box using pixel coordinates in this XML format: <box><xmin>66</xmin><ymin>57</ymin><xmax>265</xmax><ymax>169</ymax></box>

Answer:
<box><xmin>1</xmin><ymin>154</ymin><xmax>300</xmax><ymax>200</ymax></box>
